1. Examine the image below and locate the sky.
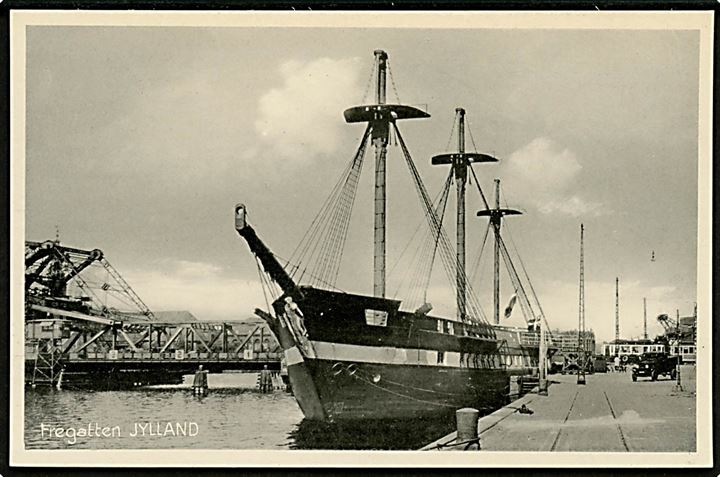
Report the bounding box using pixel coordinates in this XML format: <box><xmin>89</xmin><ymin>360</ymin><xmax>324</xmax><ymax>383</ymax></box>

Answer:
<box><xmin>24</xmin><ymin>24</ymin><xmax>701</xmax><ymax>343</ymax></box>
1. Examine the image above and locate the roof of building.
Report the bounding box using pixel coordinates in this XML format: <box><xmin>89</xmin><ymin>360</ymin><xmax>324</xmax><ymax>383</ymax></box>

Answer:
<box><xmin>152</xmin><ymin>310</ymin><xmax>198</xmax><ymax>323</ymax></box>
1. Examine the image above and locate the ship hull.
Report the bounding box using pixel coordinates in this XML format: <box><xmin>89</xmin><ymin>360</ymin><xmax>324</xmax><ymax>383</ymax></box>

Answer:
<box><xmin>262</xmin><ymin>286</ymin><xmax>541</xmax><ymax>421</ymax></box>
<box><xmin>294</xmin><ymin>357</ymin><xmax>513</xmax><ymax>420</ymax></box>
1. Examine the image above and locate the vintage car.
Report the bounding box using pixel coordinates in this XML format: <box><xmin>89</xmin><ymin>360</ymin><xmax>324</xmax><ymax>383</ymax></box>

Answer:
<box><xmin>631</xmin><ymin>352</ymin><xmax>679</xmax><ymax>381</ymax></box>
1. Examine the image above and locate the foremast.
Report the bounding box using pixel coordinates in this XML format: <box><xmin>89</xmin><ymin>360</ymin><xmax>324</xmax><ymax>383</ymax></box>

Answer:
<box><xmin>343</xmin><ymin>50</ymin><xmax>430</xmax><ymax>298</ymax></box>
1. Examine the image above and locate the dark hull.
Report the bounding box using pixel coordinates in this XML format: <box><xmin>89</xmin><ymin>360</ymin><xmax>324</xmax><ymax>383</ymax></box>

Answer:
<box><xmin>263</xmin><ymin>286</ymin><xmax>541</xmax><ymax>421</ymax></box>
<box><xmin>298</xmin><ymin>358</ymin><xmax>511</xmax><ymax>420</ymax></box>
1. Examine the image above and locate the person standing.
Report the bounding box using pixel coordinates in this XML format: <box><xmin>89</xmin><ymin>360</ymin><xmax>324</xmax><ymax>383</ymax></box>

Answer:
<box><xmin>260</xmin><ymin>365</ymin><xmax>272</xmax><ymax>393</ymax></box>
<box><xmin>193</xmin><ymin>364</ymin><xmax>208</xmax><ymax>396</ymax></box>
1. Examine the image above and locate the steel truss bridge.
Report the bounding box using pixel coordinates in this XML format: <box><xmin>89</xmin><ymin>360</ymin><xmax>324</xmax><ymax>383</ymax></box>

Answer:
<box><xmin>24</xmin><ymin>240</ymin><xmax>280</xmax><ymax>389</ymax></box>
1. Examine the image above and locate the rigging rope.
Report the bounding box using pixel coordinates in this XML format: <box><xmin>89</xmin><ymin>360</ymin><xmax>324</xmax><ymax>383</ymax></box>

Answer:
<box><xmin>398</xmin><ymin>173</ymin><xmax>453</xmax><ymax>309</ymax></box>
<box><xmin>255</xmin><ymin>256</ymin><xmax>274</xmax><ymax>314</ymax></box>
<box><xmin>360</xmin><ymin>60</ymin><xmax>376</xmax><ymax>104</ymax></box>
<box><xmin>386</xmin><ymin>60</ymin><xmax>402</xmax><ymax>104</ymax></box>
<box><xmin>389</xmin><ymin>178</ymin><xmax>448</xmax><ymax>301</ymax></box>
<box><xmin>291</xmin><ymin>157</ymin><xmax>355</xmax><ymax>277</ymax></box>
<box><xmin>289</xmin><ymin>128</ymin><xmax>367</xmax><ymax>268</ymax></box>
<box><xmin>497</xmin><ymin>235</ymin><xmax>534</xmax><ymax>324</ymax></box>
<box><xmin>501</xmin><ymin>210</ymin><xmax>554</xmax><ymax>339</ymax></box>
<box><xmin>393</xmin><ymin>123</ymin><xmax>492</xmax><ymax>334</ymax></box>
<box><xmin>443</xmin><ymin>113</ymin><xmax>457</xmax><ymax>153</ymax></box>
<box><xmin>420</xmin><ymin>170</ymin><xmax>453</xmax><ymax>304</ymax></box>
<box><xmin>273</xmin><ymin>252</ymin><xmax>345</xmax><ymax>293</ymax></box>
<box><xmin>466</xmin><ymin>116</ymin><xmax>480</xmax><ymax>152</ymax></box>
<box><xmin>468</xmin><ymin>220</ymin><xmax>491</xmax><ymax>287</ymax></box>
<box><xmin>288</xmin><ymin>124</ymin><xmax>372</xmax><ymax>289</ymax></box>
<box><xmin>468</xmin><ymin>164</ymin><xmax>490</xmax><ymax>210</ymax></box>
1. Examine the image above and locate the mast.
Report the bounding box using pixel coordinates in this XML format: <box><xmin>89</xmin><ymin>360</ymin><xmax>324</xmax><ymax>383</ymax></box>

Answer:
<box><xmin>577</xmin><ymin>223</ymin><xmax>586</xmax><ymax>385</ymax></box>
<box><xmin>615</xmin><ymin>277</ymin><xmax>620</xmax><ymax>342</ymax></box>
<box><xmin>493</xmin><ymin>180</ymin><xmax>501</xmax><ymax>325</ymax></box>
<box><xmin>344</xmin><ymin>50</ymin><xmax>430</xmax><ymax>298</ymax></box>
<box><xmin>477</xmin><ymin>180</ymin><xmax>521</xmax><ymax>325</ymax></box>
<box><xmin>372</xmin><ymin>50</ymin><xmax>388</xmax><ymax>298</ymax></box>
<box><xmin>431</xmin><ymin>109</ymin><xmax>497</xmax><ymax>321</ymax></box>
<box><xmin>456</xmin><ymin>109</ymin><xmax>466</xmax><ymax>321</ymax></box>
<box><xmin>643</xmin><ymin>297</ymin><xmax>648</xmax><ymax>340</ymax></box>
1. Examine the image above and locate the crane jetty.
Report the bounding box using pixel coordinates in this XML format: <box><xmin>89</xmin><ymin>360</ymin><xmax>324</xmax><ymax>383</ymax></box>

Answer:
<box><xmin>24</xmin><ymin>239</ymin><xmax>282</xmax><ymax>390</ymax></box>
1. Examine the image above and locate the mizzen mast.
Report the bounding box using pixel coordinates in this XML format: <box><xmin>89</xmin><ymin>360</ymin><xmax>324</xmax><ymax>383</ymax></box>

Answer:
<box><xmin>431</xmin><ymin>108</ymin><xmax>497</xmax><ymax>321</ymax></box>
<box><xmin>477</xmin><ymin>180</ymin><xmax>522</xmax><ymax>324</ymax></box>
<box><xmin>344</xmin><ymin>50</ymin><xmax>429</xmax><ymax>298</ymax></box>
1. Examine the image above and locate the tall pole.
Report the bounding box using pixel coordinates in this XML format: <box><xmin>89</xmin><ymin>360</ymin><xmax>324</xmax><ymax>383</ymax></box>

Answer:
<box><xmin>476</xmin><ymin>180</ymin><xmax>520</xmax><ymax>325</ymax></box>
<box><xmin>432</xmin><ymin>109</ymin><xmax>498</xmax><ymax>321</ymax></box>
<box><xmin>372</xmin><ymin>50</ymin><xmax>389</xmax><ymax>298</ymax></box>
<box><xmin>577</xmin><ymin>224</ymin><xmax>586</xmax><ymax>385</ymax></box>
<box><xmin>615</xmin><ymin>277</ymin><xmax>620</xmax><ymax>342</ymax></box>
<box><xmin>539</xmin><ymin>308</ymin><xmax>548</xmax><ymax>394</ymax></box>
<box><xmin>344</xmin><ymin>50</ymin><xmax>430</xmax><ymax>298</ymax></box>
<box><xmin>493</xmin><ymin>179</ymin><xmax>501</xmax><ymax>325</ymax></box>
<box><xmin>456</xmin><ymin>108</ymin><xmax>467</xmax><ymax>321</ymax></box>
<box><xmin>643</xmin><ymin>297</ymin><xmax>648</xmax><ymax>340</ymax></box>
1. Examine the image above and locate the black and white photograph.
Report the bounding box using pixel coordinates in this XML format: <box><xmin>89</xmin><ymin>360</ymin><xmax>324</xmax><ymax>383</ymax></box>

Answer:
<box><xmin>9</xmin><ymin>10</ymin><xmax>713</xmax><ymax>467</ymax></box>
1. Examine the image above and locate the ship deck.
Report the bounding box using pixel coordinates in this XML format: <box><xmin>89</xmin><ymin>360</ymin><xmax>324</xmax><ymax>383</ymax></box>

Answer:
<box><xmin>421</xmin><ymin>366</ymin><xmax>696</xmax><ymax>452</ymax></box>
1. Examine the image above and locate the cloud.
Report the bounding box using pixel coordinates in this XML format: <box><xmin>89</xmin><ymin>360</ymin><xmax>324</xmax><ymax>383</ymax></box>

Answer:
<box><xmin>502</xmin><ymin>137</ymin><xmax>604</xmax><ymax>217</ymax></box>
<box><xmin>539</xmin><ymin>195</ymin><xmax>604</xmax><ymax>216</ymax></box>
<box><xmin>254</xmin><ymin>57</ymin><xmax>362</xmax><ymax>160</ymax></box>
<box><xmin>123</xmin><ymin>260</ymin><xmax>268</xmax><ymax>321</ymax></box>
<box><xmin>169</xmin><ymin>260</ymin><xmax>223</xmax><ymax>280</ymax></box>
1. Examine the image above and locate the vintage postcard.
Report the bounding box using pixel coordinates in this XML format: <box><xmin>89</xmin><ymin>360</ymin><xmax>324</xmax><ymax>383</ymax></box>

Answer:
<box><xmin>9</xmin><ymin>10</ymin><xmax>713</xmax><ymax>467</ymax></box>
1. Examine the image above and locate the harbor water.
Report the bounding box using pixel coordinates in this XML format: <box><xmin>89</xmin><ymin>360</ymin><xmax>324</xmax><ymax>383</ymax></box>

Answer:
<box><xmin>24</xmin><ymin>373</ymin><xmax>456</xmax><ymax>450</ymax></box>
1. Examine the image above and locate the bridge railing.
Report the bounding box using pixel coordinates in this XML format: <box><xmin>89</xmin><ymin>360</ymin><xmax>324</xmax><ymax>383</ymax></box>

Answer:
<box><xmin>63</xmin><ymin>351</ymin><xmax>284</xmax><ymax>361</ymax></box>
<box><xmin>25</xmin><ymin>316</ymin><xmax>282</xmax><ymax>361</ymax></box>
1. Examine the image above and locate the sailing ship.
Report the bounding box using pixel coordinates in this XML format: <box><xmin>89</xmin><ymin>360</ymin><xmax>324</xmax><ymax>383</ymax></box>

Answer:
<box><xmin>235</xmin><ymin>50</ymin><xmax>553</xmax><ymax>421</ymax></box>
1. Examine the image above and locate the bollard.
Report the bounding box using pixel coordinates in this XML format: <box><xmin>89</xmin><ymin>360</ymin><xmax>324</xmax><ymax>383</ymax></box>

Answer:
<box><xmin>456</xmin><ymin>407</ymin><xmax>480</xmax><ymax>450</ymax></box>
<box><xmin>538</xmin><ymin>378</ymin><xmax>548</xmax><ymax>396</ymax></box>
<box><xmin>509</xmin><ymin>375</ymin><xmax>520</xmax><ymax>400</ymax></box>
<box><xmin>673</xmin><ymin>364</ymin><xmax>683</xmax><ymax>392</ymax></box>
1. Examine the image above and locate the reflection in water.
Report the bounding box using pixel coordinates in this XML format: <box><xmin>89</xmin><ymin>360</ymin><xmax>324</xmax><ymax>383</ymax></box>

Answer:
<box><xmin>289</xmin><ymin>413</ymin><xmax>456</xmax><ymax>450</ymax></box>
<box><xmin>25</xmin><ymin>384</ymin><xmax>303</xmax><ymax>449</ymax></box>
<box><xmin>25</xmin><ymin>375</ymin><xmax>461</xmax><ymax>450</ymax></box>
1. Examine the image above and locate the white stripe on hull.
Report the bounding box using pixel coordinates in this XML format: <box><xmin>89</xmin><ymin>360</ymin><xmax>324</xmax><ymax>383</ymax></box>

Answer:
<box><xmin>283</xmin><ymin>340</ymin><xmax>534</xmax><ymax>371</ymax></box>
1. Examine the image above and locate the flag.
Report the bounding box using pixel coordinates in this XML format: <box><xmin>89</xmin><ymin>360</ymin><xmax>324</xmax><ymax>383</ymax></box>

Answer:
<box><xmin>504</xmin><ymin>293</ymin><xmax>518</xmax><ymax>319</ymax></box>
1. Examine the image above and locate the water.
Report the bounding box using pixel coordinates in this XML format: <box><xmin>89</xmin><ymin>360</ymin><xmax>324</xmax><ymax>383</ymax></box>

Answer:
<box><xmin>24</xmin><ymin>374</ymin><xmax>456</xmax><ymax>450</ymax></box>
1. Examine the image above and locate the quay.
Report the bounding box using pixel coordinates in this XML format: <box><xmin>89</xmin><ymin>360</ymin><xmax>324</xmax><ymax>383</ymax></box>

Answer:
<box><xmin>422</xmin><ymin>369</ymin><xmax>696</xmax><ymax>452</ymax></box>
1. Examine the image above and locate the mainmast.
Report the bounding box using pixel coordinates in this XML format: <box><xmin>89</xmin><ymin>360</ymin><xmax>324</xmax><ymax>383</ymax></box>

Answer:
<box><xmin>372</xmin><ymin>50</ymin><xmax>389</xmax><ymax>299</ymax></box>
<box><xmin>344</xmin><ymin>50</ymin><xmax>429</xmax><ymax>298</ymax></box>
<box><xmin>477</xmin><ymin>180</ymin><xmax>521</xmax><ymax>324</ymax></box>
<box><xmin>431</xmin><ymin>109</ymin><xmax>497</xmax><ymax>321</ymax></box>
